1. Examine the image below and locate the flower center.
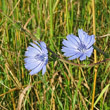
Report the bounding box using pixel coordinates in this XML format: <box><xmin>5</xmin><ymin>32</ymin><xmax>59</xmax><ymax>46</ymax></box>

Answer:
<box><xmin>35</xmin><ymin>54</ymin><xmax>47</xmax><ymax>62</ymax></box>
<box><xmin>78</xmin><ymin>43</ymin><xmax>87</xmax><ymax>53</ymax></box>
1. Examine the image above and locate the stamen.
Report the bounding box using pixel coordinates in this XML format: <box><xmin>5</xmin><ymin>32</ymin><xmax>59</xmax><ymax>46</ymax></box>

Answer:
<box><xmin>35</xmin><ymin>54</ymin><xmax>46</xmax><ymax>61</ymax></box>
<box><xmin>78</xmin><ymin>43</ymin><xmax>87</xmax><ymax>53</ymax></box>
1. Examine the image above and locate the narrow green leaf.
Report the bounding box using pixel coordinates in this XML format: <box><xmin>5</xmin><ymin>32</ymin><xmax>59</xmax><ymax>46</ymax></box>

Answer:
<box><xmin>94</xmin><ymin>84</ymin><xmax>110</xmax><ymax>106</ymax></box>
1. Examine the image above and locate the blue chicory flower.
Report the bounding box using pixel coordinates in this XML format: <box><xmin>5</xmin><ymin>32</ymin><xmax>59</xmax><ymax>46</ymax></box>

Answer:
<box><xmin>24</xmin><ymin>41</ymin><xmax>48</xmax><ymax>75</ymax></box>
<box><xmin>61</xmin><ymin>29</ymin><xmax>95</xmax><ymax>61</ymax></box>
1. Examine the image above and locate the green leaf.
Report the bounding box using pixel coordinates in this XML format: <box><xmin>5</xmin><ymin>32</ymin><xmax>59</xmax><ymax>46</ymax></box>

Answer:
<box><xmin>94</xmin><ymin>84</ymin><xmax>110</xmax><ymax>106</ymax></box>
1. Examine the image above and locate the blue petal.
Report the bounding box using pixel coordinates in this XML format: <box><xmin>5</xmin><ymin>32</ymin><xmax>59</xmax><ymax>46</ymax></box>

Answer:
<box><xmin>62</xmin><ymin>39</ymin><xmax>73</xmax><ymax>47</ymax></box>
<box><xmin>68</xmin><ymin>52</ymin><xmax>82</xmax><ymax>60</ymax></box>
<box><xmin>44</xmin><ymin>58</ymin><xmax>48</xmax><ymax>66</ymax></box>
<box><xmin>61</xmin><ymin>47</ymin><xmax>79</xmax><ymax>53</ymax></box>
<box><xmin>45</xmin><ymin>58</ymin><xmax>48</xmax><ymax>64</ymax></box>
<box><xmin>66</xmin><ymin>34</ymin><xmax>80</xmax><ymax>47</ymax></box>
<box><xmin>42</xmin><ymin>65</ymin><xmax>46</xmax><ymax>75</ymax></box>
<box><xmin>26</xmin><ymin>46</ymin><xmax>40</xmax><ymax>56</ymax></box>
<box><xmin>62</xmin><ymin>39</ymin><xmax>78</xmax><ymax>49</ymax></box>
<box><xmin>40</xmin><ymin>42</ymin><xmax>48</xmax><ymax>54</ymax></box>
<box><xmin>40</xmin><ymin>41</ymin><xmax>46</xmax><ymax>48</ymax></box>
<box><xmin>30</xmin><ymin>43</ymin><xmax>42</xmax><ymax>53</ymax></box>
<box><xmin>24</xmin><ymin>58</ymin><xmax>36</xmax><ymax>63</ymax></box>
<box><xmin>85</xmin><ymin>47</ymin><xmax>93</xmax><ymax>57</ymax></box>
<box><xmin>79</xmin><ymin>54</ymin><xmax>86</xmax><ymax>61</ymax></box>
<box><xmin>62</xmin><ymin>46</ymin><xmax>80</xmax><ymax>57</ymax></box>
<box><xmin>25</xmin><ymin>50</ymin><xmax>37</xmax><ymax>57</ymax></box>
<box><xmin>29</xmin><ymin>62</ymin><xmax>44</xmax><ymax>75</ymax></box>
<box><xmin>25</xmin><ymin>61</ymin><xmax>41</xmax><ymax>70</ymax></box>
<box><xmin>64</xmin><ymin>52</ymin><xmax>77</xmax><ymax>57</ymax></box>
<box><xmin>78</xmin><ymin>29</ymin><xmax>87</xmax><ymax>43</ymax></box>
<box><xmin>63</xmin><ymin>50</ymin><xmax>79</xmax><ymax>57</ymax></box>
<box><xmin>86</xmin><ymin>35</ymin><xmax>95</xmax><ymax>48</ymax></box>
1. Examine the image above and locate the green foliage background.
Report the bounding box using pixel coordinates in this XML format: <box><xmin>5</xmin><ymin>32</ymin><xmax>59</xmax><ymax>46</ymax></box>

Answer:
<box><xmin>0</xmin><ymin>0</ymin><xmax>110</xmax><ymax>110</ymax></box>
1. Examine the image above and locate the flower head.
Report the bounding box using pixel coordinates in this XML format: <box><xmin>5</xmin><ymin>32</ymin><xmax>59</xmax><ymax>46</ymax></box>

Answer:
<box><xmin>24</xmin><ymin>41</ymin><xmax>48</xmax><ymax>75</ymax></box>
<box><xmin>61</xmin><ymin>29</ymin><xmax>95</xmax><ymax>61</ymax></box>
